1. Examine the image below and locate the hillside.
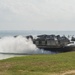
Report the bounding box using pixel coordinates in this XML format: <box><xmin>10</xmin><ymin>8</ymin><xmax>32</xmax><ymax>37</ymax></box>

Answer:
<box><xmin>0</xmin><ymin>52</ymin><xmax>75</xmax><ymax>75</ymax></box>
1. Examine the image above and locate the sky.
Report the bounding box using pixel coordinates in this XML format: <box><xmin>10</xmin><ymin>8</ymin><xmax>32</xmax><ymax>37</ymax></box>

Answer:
<box><xmin>0</xmin><ymin>0</ymin><xmax>75</xmax><ymax>31</ymax></box>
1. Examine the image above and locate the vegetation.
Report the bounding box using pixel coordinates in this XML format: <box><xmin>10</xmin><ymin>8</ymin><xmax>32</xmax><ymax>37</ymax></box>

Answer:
<box><xmin>0</xmin><ymin>52</ymin><xmax>75</xmax><ymax>75</ymax></box>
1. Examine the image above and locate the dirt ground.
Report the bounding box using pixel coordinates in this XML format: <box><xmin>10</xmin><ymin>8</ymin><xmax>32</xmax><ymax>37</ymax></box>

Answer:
<box><xmin>61</xmin><ymin>70</ymin><xmax>75</xmax><ymax>75</ymax></box>
<box><xmin>49</xmin><ymin>70</ymin><xmax>75</xmax><ymax>75</ymax></box>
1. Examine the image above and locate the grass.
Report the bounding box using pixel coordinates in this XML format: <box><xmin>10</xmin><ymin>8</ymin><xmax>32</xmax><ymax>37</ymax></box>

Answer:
<box><xmin>0</xmin><ymin>52</ymin><xmax>75</xmax><ymax>75</ymax></box>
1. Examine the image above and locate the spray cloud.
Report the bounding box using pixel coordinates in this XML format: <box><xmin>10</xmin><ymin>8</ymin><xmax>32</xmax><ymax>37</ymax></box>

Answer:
<box><xmin>0</xmin><ymin>36</ymin><xmax>39</xmax><ymax>54</ymax></box>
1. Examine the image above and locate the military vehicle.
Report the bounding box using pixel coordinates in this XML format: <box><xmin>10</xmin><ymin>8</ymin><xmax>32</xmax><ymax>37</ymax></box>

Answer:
<box><xmin>32</xmin><ymin>34</ymin><xmax>75</xmax><ymax>52</ymax></box>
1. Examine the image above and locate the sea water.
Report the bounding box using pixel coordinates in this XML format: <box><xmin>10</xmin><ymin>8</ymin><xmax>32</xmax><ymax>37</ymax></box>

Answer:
<box><xmin>0</xmin><ymin>30</ymin><xmax>75</xmax><ymax>37</ymax></box>
<box><xmin>0</xmin><ymin>30</ymin><xmax>75</xmax><ymax>60</ymax></box>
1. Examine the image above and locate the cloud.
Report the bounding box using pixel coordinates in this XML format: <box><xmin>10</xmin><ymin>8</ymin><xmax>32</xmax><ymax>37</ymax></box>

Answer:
<box><xmin>0</xmin><ymin>0</ymin><xmax>75</xmax><ymax>30</ymax></box>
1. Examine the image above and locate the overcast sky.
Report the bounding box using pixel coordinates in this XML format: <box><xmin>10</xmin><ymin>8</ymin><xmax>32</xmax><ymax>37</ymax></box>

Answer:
<box><xmin>0</xmin><ymin>0</ymin><xmax>75</xmax><ymax>31</ymax></box>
